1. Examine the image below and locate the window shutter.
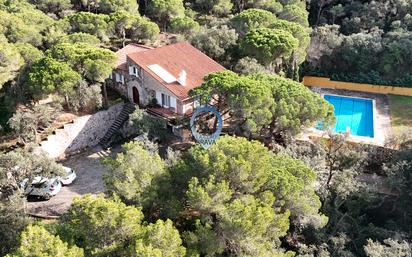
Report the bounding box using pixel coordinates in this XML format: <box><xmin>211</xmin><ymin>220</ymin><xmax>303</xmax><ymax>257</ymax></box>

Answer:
<box><xmin>129</xmin><ymin>66</ymin><xmax>134</xmax><ymax>75</ymax></box>
<box><xmin>167</xmin><ymin>95</ymin><xmax>171</xmax><ymax>107</ymax></box>
<box><xmin>156</xmin><ymin>91</ymin><xmax>162</xmax><ymax>105</ymax></box>
<box><xmin>170</xmin><ymin>97</ymin><xmax>177</xmax><ymax>109</ymax></box>
<box><xmin>115</xmin><ymin>73</ymin><xmax>120</xmax><ymax>82</ymax></box>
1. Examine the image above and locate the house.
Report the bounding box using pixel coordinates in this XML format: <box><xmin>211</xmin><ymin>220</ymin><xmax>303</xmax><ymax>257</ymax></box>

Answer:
<box><xmin>109</xmin><ymin>42</ymin><xmax>226</xmax><ymax>119</ymax></box>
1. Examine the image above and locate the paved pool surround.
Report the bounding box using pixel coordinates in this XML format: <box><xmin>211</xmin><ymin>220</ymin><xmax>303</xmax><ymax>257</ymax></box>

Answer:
<box><xmin>302</xmin><ymin>88</ymin><xmax>392</xmax><ymax>146</ymax></box>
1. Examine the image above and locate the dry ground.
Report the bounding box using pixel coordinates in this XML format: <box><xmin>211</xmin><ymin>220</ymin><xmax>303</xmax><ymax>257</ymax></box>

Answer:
<box><xmin>388</xmin><ymin>94</ymin><xmax>412</xmax><ymax>137</ymax></box>
<box><xmin>26</xmin><ymin>146</ymin><xmax>121</xmax><ymax>217</ymax></box>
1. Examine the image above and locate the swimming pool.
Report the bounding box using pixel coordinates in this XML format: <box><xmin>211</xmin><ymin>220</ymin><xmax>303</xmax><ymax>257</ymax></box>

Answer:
<box><xmin>323</xmin><ymin>94</ymin><xmax>374</xmax><ymax>138</ymax></box>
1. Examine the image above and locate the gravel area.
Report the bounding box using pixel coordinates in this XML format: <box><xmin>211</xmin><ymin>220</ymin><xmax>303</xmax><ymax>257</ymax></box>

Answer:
<box><xmin>26</xmin><ymin>146</ymin><xmax>121</xmax><ymax>217</ymax></box>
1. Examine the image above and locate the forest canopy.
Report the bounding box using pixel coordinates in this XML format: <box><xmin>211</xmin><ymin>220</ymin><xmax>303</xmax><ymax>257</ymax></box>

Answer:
<box><xmin>0</xmin><ymin>0</ymin><xmax>411</xmax><ymax>257</ymax></box>
<box><xmin>305</xmin><ymin>0</ymin><xmax>412</xmax><ymax>86</ymax></box>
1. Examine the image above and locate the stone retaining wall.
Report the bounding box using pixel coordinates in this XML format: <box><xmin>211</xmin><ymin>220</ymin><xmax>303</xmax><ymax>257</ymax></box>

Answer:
<box><xmin>39</xmin><ymin>103</ymin><xmax>124</xmax><ymax>159</ymax></box>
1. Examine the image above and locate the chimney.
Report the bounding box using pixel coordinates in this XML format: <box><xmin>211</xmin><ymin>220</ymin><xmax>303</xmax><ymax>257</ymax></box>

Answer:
<box><xmin>178</xmin><ymin>70</ymin><xmax>187</xmax><ymax>86</ymax></box>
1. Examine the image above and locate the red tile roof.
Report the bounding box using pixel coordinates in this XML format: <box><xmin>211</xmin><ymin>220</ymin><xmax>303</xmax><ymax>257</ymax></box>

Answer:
<box><xmin>115</xmin><ymin>44</ymin><xmax>153</xmax><ymax>71</ymax></box>
<box><xmin>127</xmin><ymin>41</ymin><xmax>226</xmax><ymax>100</ymax></box>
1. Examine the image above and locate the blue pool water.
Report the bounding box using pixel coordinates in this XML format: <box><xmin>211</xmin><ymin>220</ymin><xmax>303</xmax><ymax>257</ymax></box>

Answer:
<box><xmin>322</xmin><ymin>95</ymin><xmax>374</xmax><ymax>138</ymax></box>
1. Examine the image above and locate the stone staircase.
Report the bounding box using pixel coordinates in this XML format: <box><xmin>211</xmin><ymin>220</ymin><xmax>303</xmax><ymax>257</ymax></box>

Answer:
<box><xmin>99</xmin><ymin>103</ymin><xmax>136</xmax><ymax>148</ymax></box>
<box><xmin>38</xmin><ymin>103</ymin><xmax>124</xmax><ymax>159</ymax></box>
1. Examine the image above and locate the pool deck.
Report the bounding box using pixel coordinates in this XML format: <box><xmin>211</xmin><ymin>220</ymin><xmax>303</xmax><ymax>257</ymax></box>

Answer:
<box><xmin>300</xmin><ymin>88</ymin><xmax>392</xmax><ymax>146</ymax></box>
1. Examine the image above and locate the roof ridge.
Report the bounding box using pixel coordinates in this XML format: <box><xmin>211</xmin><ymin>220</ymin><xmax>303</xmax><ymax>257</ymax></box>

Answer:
<box><xmin>127</xmin><ymin>41</ymin><xmax>191</xmax><ymax>55</ymax></box>
<box><xmin>128</xmin><ymin>43</ymin><xmax>154</xmax><ymax>49</ymax></box>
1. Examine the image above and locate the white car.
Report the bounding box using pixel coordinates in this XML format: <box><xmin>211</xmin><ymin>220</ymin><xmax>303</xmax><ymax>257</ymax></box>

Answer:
<box><xmin>58</xmin><ymin>167</ymin><xmax>77</xmax><ymax>186</ymax></box>
<box><xmin>20</xmin><ymin>166</ymin><xmax>76</xmax><ymax>199</ymax></box>
<box><xmin>21</xmin><ymin>177</ymin><xmax>62</xmax><ymax>199</ymax></box>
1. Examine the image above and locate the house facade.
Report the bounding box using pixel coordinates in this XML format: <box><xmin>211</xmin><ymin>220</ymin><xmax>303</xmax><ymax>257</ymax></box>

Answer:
<box><xmin>109</xmin><ymin>42</ymin><xmax>226</xmax><ymax>118</ymax></box>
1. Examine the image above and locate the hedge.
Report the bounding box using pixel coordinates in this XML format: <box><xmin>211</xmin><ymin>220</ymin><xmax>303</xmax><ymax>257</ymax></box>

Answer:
<box><xmin>301</xmin><ymin>66</ymin><xmax>412</xmax><ymax>88</ymax></box>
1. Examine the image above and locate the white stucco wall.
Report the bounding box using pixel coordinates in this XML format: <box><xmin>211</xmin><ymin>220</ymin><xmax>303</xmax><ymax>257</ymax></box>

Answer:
<box><xmin>124</xmin><ymin>59</ymin><xmax>194</xmax><ymax>115</ymax></box>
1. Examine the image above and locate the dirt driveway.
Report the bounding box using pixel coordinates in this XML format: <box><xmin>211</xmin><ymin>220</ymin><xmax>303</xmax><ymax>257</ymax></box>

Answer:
<box><xmin>26</xmin><ymin>146</ymin><xmax>120</xmax><ymax>217</ymax></box>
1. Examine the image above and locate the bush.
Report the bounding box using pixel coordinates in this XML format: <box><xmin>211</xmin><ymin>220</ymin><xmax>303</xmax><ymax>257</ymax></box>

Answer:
<box><xmin>130</xmin><ymin>17</ymin><xmax>160</xmax><ymax>43</ymax></box>
<box><xmin>68</xmin><ymin>81</ymin><xmax>103</xmax><ymax>112</ymax></box>
<box><xmin>126</xmin><ymin>108</ymin><xmax>169</xmax><ymax>142</ymax></box>
<box><xmin>302</xmin><ymin>64</ymin><xmax>412</xmax><ymax>87</ymax></box>
<box><xmin>234</xmin><ymin>57</ymin><xmax>268</xmax><ymax>75</ymax></box>
<box><xmin>8</xmin><ymin>105</ymin><xmax>59</xmax><ymax>143</ymax></box>
<box><xmin>169</xmin><ymin>17</ymin><xmax>200</xmax><ymax>36</ymax></box>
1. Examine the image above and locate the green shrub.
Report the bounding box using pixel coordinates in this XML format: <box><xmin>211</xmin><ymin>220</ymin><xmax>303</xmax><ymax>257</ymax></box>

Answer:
<box><xmin>302</xmin><ymin>64</ymin><xmax>412</xmax><ymax>88</ymax></box>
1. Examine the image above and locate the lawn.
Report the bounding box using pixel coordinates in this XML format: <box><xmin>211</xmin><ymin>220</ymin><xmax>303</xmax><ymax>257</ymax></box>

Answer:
<box><xmin>388</xmin><ymin>94</ymin><xmax>412</xmax><ymax>136</ymax></box>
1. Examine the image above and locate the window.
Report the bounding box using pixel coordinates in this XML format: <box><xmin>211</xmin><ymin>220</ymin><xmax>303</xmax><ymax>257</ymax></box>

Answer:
<box><xmin>128</xmin><ymin>64</ymin><xmax>143</xmax><ymax>78</ymax></box>
<box><xmin>161</xmin><ymin>93</ymin><xmax>170</xmax><ymax>107</ymax></box>
<box><xmin>114</xmin><ymin>73</ymin><xmax>124</xmax><ymax>84</ymax></box>
<box><xmin>129</xmin><ymin>65</ymin><xmax>140</xmax><ymax>77</ymax></box>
